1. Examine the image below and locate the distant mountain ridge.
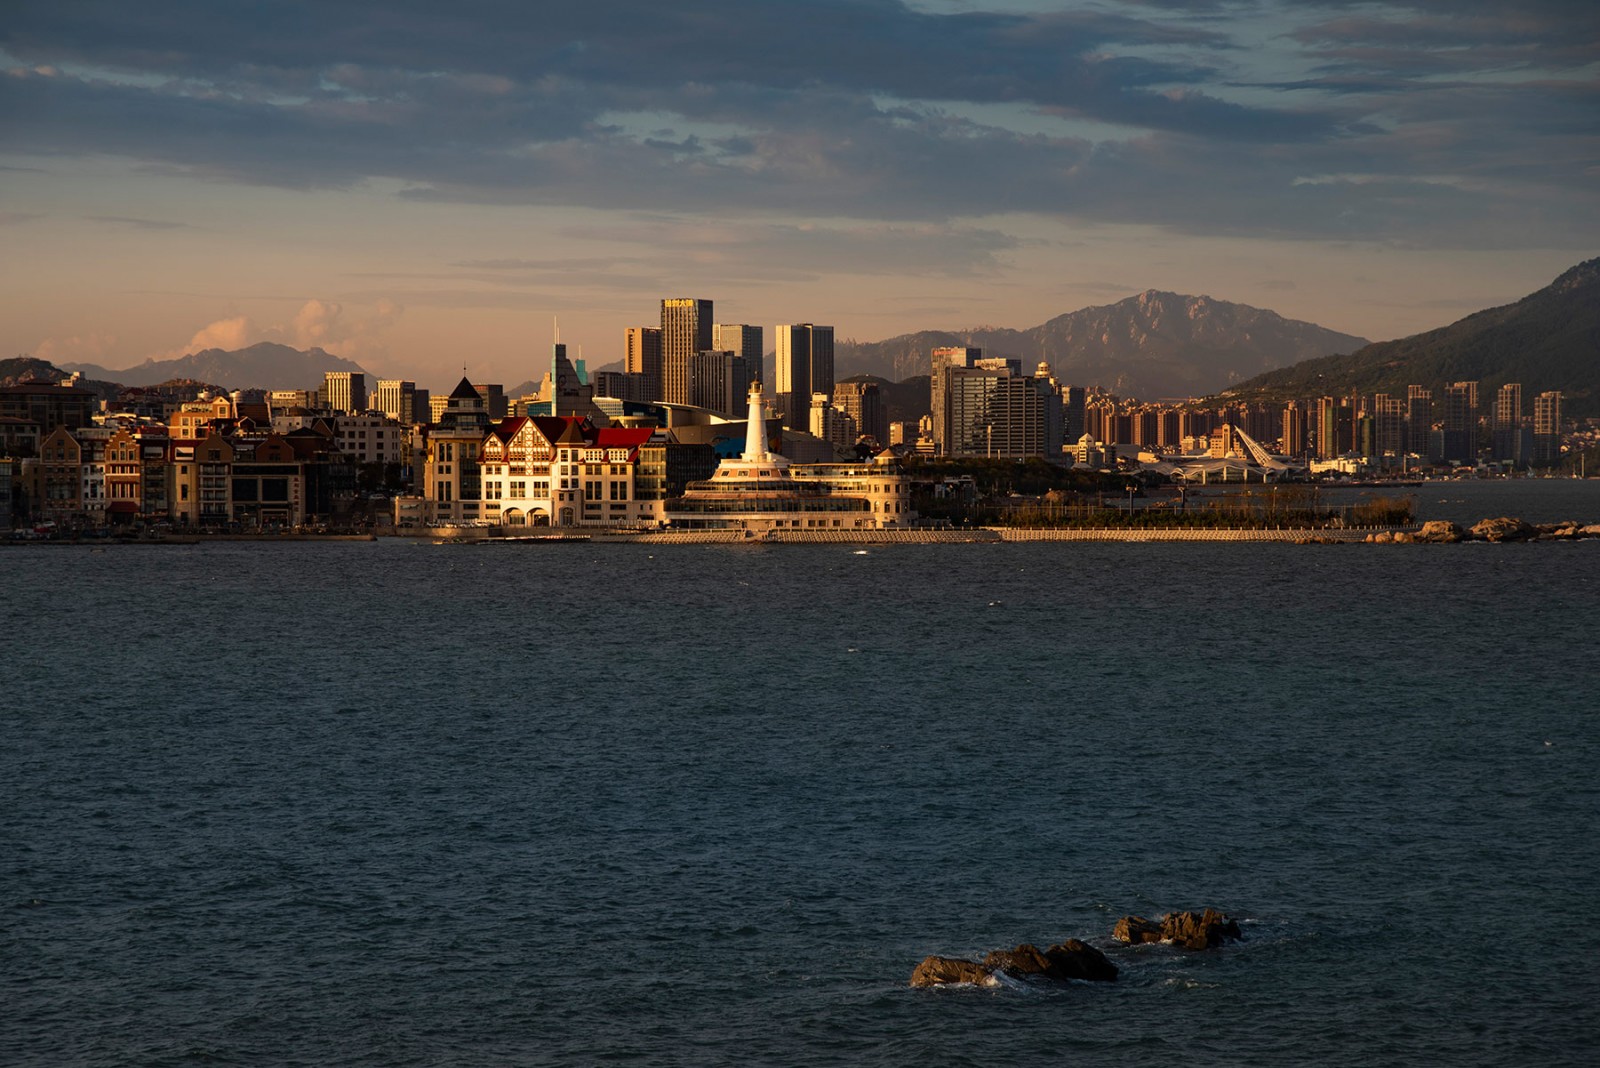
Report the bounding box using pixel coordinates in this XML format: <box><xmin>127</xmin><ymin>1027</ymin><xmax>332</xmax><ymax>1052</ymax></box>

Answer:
<box><xmin>63</xmin><ymin>342</ymin><xmax>368</xmax><ymax>391</ymax></box>
<box><xmin>1224</xmin><ymin>258</ymin><xmax>1600</xmax><ymax>416</ymax></box>
<box><xmin>836</xmin><ymin>291</ymin><xmax>1369</xmax><ymax>399</ymax></box>
<box><xmin>1</xmin><ymin>355</ymin><xmax>123</xmax><ymax>401</ymax></box>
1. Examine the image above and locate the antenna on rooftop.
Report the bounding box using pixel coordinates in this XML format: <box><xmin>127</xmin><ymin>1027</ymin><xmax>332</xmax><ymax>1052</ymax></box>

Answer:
<box><xmin>554</xmin><ymin>316</ymin><xmax>560</xmax><ymax>345</ymax></box>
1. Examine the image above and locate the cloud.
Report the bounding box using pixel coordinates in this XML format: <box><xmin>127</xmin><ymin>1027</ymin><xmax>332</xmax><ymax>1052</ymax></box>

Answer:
<box><xmin>290</xmin><ymin>299</ymin><xmax>343</xmax><ymax>349</ymax></box>
<box><xmin>0</xmin><ymin>0</ymin><xmax>1594</xmax><ymax>249</ymax></box>
<box><xmin>0</xmin><ymin>210</ymin><xmax>44</xmax><ymax>225</ymax></box>
<box><xmin>174</xmin><ymin>315</ymin><xmax>256</xmax><ymax>356</ymax></box>
<box><xmin>34</xmin><ymin>331</ymin><xmax>118</xmax><ymax>364</ymax></box>
<box><xmin>87</xmin><ymin>214</ymin><xmax>190</xmax><ymax>230</ymax></box>
<box><xmin>141</xmin><ymin>299</ymin><xmax>402</xmax><ymax>361</ymax></box>
<box><xmin>287</xmin><ymin>297</ymin><xmax>404</xmax><ymax>360</ymax></box>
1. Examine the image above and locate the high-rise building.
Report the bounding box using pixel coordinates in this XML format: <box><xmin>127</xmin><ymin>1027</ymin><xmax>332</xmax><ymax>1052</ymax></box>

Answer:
<box><xmin>1312</xmin><ymin>394</ymin><xmax>1337</xmax><ymax>457</ymax></box>
<box><xmin>685</xmin><ymin>350</ymin><xmax>749</xmax><ymax>417</ymax></box>
<box><xmin>323</xmin><ymin>372</ymin><xmax>367</xmax><ymax>415</ymax></box>
<box><xmin>1533</xmin><ymin>391</ymin><xmax>1562</xmax><ymax>463</ymax></box>
<box><xmin>1371</xmin><ymin>394</ymin><xmax>1403</xmax><ymax>467</ymax></box>
<box><xmin>1281</xmin><ymin>401</ymin><xmax>1308</xmax><ymax>457</ymax></box>
<box><xmin>929</xmin><ymin>347</ymin><xmax>981</xmax><ymax>451</ymax></box>
<box><xmin>375</xmin><ymin>380</ymin><xmax>418</xmax><ymax>425</ymax></box>
<box><xmin>774</xmin><ymin>324</ymin><xmax>835</xmax><ymax>428</ymax></box>
<box><xmin>661</xmin><ymin>299</ymin><xmax>712</xmax><ymax>406</ymax></box>
<box><xmin>713</xmin><ymin>324</ymin><xmax>764</xmax><ymax>387</ymax></box>
<box><xmin>593</xmin><ymin>371</ymin><xmax>651</xmax><ymax>404</ymax></box>
<box><xmin>1405</xmin><ymin>386</ymin><xmax>1433</xmax><ymax>458</ymax></box>
<box><xmin>1441</xmin><ymin>381</ymin><xmax>1478</xmax><ymax>462</ymax></box>
<box><xmin>625</xmin><ymin>326</ymin><xmax>664</xmax><ymax>402</ymax></box>
<box><xmin>1493</xmin><ymin>382</ymin><xmax>1524</xmax><ymax>462</ymax></box>
<box><xmin>832</xmin><ymin>378</ymin><xmax>888</xmax><ymax>446</ymax></box>
<box><xmin>941</xmin><ymin>364</ymin><xmax>1062</xmax><ymax>457</ymax></box>
<box><xmin>1129</xmin><ymin>407</ymin><xmax>1158</xmax><ymax>447</ymax></box>
<box><xmin>810</xmin><ymin>393</ymin><xmax>858</xmax><ymax>451</ymax></box>
<box><xmin>1061</xmin><ymin>385</ymin><xmax>1086</xmax><ymax>445</ymax></box>
<box><xmin>1156</xmin><ymin>407</ymin><xmax>1182</xmax><ymax>450</ymax></box>
<box><xmin>472</xmin><ymin>383</ymin><xmax>507</xmax><ymax>420</ymax></box>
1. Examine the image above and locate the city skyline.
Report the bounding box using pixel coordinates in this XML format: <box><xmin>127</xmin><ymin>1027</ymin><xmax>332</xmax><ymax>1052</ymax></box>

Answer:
<box><xmin>3</xmin><ymin>1</ymin><xmax>1596</xmax><ymax>388</ymax></box>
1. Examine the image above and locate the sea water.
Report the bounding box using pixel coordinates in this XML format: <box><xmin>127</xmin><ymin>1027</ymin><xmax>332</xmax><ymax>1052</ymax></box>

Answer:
<box><xmin>5</xmin><ymin>501</ymin><xmax>1599</xmax><ymax>1065</ymax></box>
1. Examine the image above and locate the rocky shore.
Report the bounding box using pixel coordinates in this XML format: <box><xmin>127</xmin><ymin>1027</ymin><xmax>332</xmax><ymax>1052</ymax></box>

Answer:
<box><xmin>1364</xmin><ymin>517</ymin><xmax>1600</xmax><ymax>544</ymax></box>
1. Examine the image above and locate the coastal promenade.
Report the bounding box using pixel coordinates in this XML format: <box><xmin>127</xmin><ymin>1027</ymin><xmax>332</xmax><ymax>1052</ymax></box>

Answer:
<box><xmin>989</xmin><ymin>525</ymin><xmax>1402</xmax><ymax>543</ymax></box>
<box><xmin>478</xmin><ymin>525</ymin><xmax>1412</xmax><ymax>545</ymax></box>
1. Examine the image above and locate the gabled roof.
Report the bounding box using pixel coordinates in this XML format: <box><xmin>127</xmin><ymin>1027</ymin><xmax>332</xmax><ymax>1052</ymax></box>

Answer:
<box><xmin>594</xmin><ymin>426</ymin><xmax>653</xmax><ymax>461</ymax></box>
<box><xmin>449</xmin><ymin>376</ymin><xmax>480</xmax><ymax>401</ymax></box>
<box><xmin>488</xmin><ymin>416</ymin><xmax>530</xmax><ymax>442</ymax></box>
<box><xmin>527</xmin><ymin>415</ymin><xmax>594</xmax><ymax>447</ymax></box>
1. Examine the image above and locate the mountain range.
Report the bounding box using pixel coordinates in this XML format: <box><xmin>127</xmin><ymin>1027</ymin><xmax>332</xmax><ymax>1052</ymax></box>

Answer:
<box><xmin>63</xmin><ymin>342</ymin><xmax>367</xmax><ymax>391</ymax></box>
<box><xmin>25</xmin><ymin>261</ymin><xmax>1597</xmax><ymax>415</ymax></box>
<box><xmin>835</xmin><ymin>291</ymin><xmax>1370</xmax><ymax>399</ymax></box>
<box><xmin>1223</xmin><ymin>258</ymin><xmax>1600</xmax><ymax>416</ymax></box>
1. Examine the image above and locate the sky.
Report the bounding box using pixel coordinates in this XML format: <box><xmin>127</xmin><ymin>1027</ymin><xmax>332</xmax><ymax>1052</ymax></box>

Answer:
<box><xmin>2</xmin><ymin>0</ymin><xmax>1596</xmax><ymax>390</ymax></box>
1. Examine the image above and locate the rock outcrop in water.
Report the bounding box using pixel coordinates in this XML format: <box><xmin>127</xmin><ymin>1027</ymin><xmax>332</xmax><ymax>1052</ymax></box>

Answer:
<box><xmin>1532</xmin><ymin>521</ymin><xmax>1600</xmax><ymax>540</ymax></box>
<box><xmin>1363</xmin><ymin>517</ymin><xmax>1600</xmax><ymax>545</ymax></box>
<box><xmin>1415</xmin><ymin>520</ymin><xmax>1466</xmax><ymax>543</ymax></box>
<box><xmin>1113</xmin><ymin>909</ymin><xmax>1243</xmax><ymax>950</ymax></box>
<box><xmin>909</xmin><ymin>956</ymin><xmax>1000</xmax><ymax>988</ymax></box>
<box><xmin>1470</xmin><ymin>516</ymin><xmax>1535</xmax><ymax>542</ymax></box>
<box><xmin>911</xmin><ymin>937</ymin><xmax>1120</xmax><ymax>987</ymax></box>
<box><xmin>983</xmin><ymin>940</ymin><xmax>1118</xmax><ymax>982</ymax></box>
<box><xmin>910</xmin><ymin>910</ymin><xmax>1250</xmax><ymax>986</ymax></box>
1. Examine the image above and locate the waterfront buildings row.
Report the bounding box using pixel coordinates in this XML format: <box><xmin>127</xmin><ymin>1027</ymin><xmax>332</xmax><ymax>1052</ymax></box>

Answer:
<box><xmin>3</xmin><ymin>365</ymin><xmax>915</xmax><ymax>533</ymax></box>
<box><xmin>401</xmin><ymin>352</ymin><xmax>913</xmax><ymax>532</ymax></box>
<box><xmin>11</xmin><ymin>393</ymin><xmax>359</xmax><ymax>528</ymax></box>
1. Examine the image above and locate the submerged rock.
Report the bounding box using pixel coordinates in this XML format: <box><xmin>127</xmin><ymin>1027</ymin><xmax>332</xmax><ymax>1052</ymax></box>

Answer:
<box><xmin>909</xmin><ymin>956</ymin><xmax>996</xmax><ymax>988</ymax></box>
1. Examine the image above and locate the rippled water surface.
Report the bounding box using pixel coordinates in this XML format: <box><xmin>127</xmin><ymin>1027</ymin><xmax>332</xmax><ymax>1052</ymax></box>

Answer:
<box><xmin>5</xmin><ymin>525</ymin><xmax>1599</xmax><ymax>1066</ymax></box>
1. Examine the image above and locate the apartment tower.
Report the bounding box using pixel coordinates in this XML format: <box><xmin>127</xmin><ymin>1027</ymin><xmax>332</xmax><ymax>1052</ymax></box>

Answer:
<box><xmin>774</xmin><ymin>324</ymin><xmax>835</xmax><ymax>429</ymax></box>
<box><xmin>660</xmin><ymin>299</ymin><xmax>712</xmax><ymax>406</ymax></box>
<box><xmin>625</xmin><ymin>326</ymin><xmax>664</xmax><ymax>402</ymax></box>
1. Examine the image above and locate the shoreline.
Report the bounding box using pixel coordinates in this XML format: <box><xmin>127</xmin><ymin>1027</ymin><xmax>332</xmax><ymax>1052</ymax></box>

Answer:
<box><xmin>7</xmin><ymin>519</ymin><xmax>1597</xmax><ymax>547</ymax></box>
